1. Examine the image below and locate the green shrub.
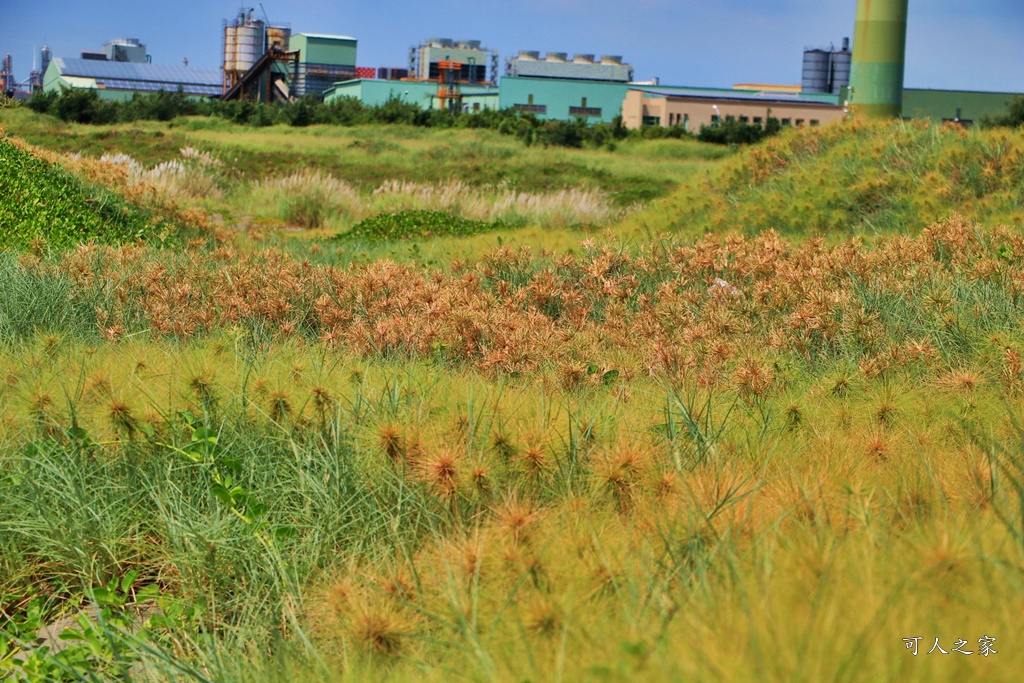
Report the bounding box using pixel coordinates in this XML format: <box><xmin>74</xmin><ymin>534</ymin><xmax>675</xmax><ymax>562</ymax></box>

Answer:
<box><xmin>340</xmin><ymin>209</ymin><xmax>503</xmax><ymax>242</ymax></box>
<box><xmin>981</xmin><ymin>95</ymin><xmax>1024</xmax><ymax>129</ymax></box>
<box><xmin>0</xmin><ymin>137</ymin><xmax>170</xmax><ymax>249</ymax></box>
<box><xmin>698</xmin><ymin>116</ymin><xmax>781</xmax><ymax>145</ymax></box>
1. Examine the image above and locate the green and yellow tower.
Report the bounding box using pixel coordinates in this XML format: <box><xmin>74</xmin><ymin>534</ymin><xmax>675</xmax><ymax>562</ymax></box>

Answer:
<box><xmin>849</xmin><ymin>0</ymin><xmax>909</xmax><ymax>118</ymax></box>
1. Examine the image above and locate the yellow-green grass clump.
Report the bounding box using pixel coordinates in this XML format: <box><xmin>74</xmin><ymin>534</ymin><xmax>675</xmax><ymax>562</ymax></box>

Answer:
<box><xmin>626</xmin><ymin>117</ymin><xmax>1024</xmax><ymax>239</ymax></box>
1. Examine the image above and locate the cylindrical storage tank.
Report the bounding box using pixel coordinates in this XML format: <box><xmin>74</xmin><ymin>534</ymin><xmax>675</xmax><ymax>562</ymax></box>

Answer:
<box><xmin>547</xmin><ymin>52</ymin><xmax>568</xmax><ymax>62</ymax></box>
<box><xmin>265</xmin><ymin>26</ymin><xmax>290</xmax><ymax>52</ymax></box>
<box><xmin>830</xmin><ymin>49</ymin><xmax>852</xmax><ymax>94</ymax></box>
<box><xmin>465</xmin><ymin>40</ymin><xmax>482</xmax><ymax>49</ymax></box>
<box><xmin>601</xmin><ymin>55</ymin><xmax>623</xmax><ymax>64</ymax></box>
<box><xmin>224</xmin><ymin>25</ymin><xmax>239</xmax><ymax>81</ymax></box>
<box><xmin>574</xmin><ymin>54</ymin><xmax>595</xmax><ymax>63</ymax></box>
<box><xmin>519</xmin><ymin>50</ymin><xmax>540</xmax><ymax>60</ymax></box>
<box><xmin>801</xmin><ymin>50</ymin><xmax>831</xmax><ymax>93</ymax></box>
<box><xmin>850</xmin><ymin>0</ymin><xmax>908</xmax><ymax>118</ymax></box>
<box><xmin>233</xmin><ymin>19</ymin><xmax>264</xmax><ymax>74</ymax></box>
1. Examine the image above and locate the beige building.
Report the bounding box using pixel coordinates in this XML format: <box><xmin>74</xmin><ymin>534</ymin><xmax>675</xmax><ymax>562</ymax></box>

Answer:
<box><xmin>623</xmin><ymin>87</ymin><xmax>847</xmax><ymax>131</ymax></box>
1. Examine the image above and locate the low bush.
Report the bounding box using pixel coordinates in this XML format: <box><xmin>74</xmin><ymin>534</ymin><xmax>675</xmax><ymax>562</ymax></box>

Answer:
<box><xmin>341</xmin><ymin>209</ymin><xmax>503</xmax><ymax>242</ymax></box>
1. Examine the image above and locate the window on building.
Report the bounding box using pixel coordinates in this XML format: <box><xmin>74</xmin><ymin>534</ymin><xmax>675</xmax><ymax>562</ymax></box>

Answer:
<box><xmin>581</xmin><ymin>97</ymin><xmax>588</xmax><ymax>107</ymax></box>
<box><xmin>753</xmin><ymin>116</ymin><xmax>763</xmax><ymax>125</ymax></box>
<box><xmin>739</xmin><ymin>116</ymin><xmax>749</xmax><ymax>123</ymax></box>
<box><xmin>781</xmin><ymin>118</ymin><xmax>792</xmax><ymax>126</ymax></box>
<box><xmin>711</xmin><ymin>114</ymin><xmax>720</xmax><ymax>123</ymax></box>
<box><xmin>642</xmin><ymin>115</ymin><xmax>660</xmax><ymax>127</ymax></box>
<box><xmin>570</xmin><ymin>106</ymin><xmax>602</xmax><ymax>117</ymax></box>
<box><xmin>473</xmin><ymin>103</ymin><xmax>480</xmax><ymax>112</ymax></box>
<box><xmin>528</xmin><ymin>94</ymin><xmax>534</xmax><ymax>105</ymax></box>
<box><xmin>795</xmin><ymin>118</ymin><xmax>805</xmax><ymax>126</ymax></box>
<box><xmin>810</xmin><ymin>119</ymin><xmax>820</xmax><ymax>126</ymax></box>
<box><xmin>515</xmin><ymin>103</ymin><xmax>546</xmax><ymax>114</ymax></box>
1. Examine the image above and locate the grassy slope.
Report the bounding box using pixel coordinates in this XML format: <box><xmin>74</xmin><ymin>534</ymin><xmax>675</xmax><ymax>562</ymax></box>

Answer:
<box><xmin>2</xmin><ymin>113</ymin><xmax>1024</xmax><ymax>682</ymax></box>
<box><xmin>0</xmin><ymin>135</ymin><xmax>168</xmax><ymax>249</ymax></box>
<box><xmin>0</xmin><ymin>109</ymin><xmax>725</xmax><ymax>201</ymax></box>
<box><xmin>618</xmin><ymin>117</ymin><xmax>1024</xmax><ymax>240</ymax></box>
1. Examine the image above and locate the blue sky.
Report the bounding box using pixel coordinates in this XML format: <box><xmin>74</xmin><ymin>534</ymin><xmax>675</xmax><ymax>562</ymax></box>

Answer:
<box><xmin>2</xmin><ymin>1</ymin><xmax>1022</xmax><ymax>93</ymax></box>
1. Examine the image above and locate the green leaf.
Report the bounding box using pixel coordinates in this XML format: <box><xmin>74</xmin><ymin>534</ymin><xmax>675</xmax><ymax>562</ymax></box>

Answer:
<box><xmin>219</xmin><ymin>456</ymin><xmax>242</xmax><ymax>473</ymax></box>
<box><xmin>210</xmin><ymin>483</ymin><xmax>232</xmax><ymax>505</ymax></box>
<box><xmin>58</xmin><ymin>628</ymin><xmax>85</xmax><ymax>642</ymax></box>
<box><xmin>89</xmin><ymin>587</ymin><xmax>114</xmax><ymax>606</ymax></box>
<box><xmin>136</xmin><ymin>584</ymin><xmax>159</xmax><ymax>603</ymax></box>
<box><xmin>246</xmin><ymin>501</ymin><xmax>269</xmax><ymax>519</ymax></box>
<box><xmin>602</xmin><ymin>370</ymin><xmax>620</xmax><ymax>385</ymax></box>
<box><xmin>67</xmin><ymin>426</ymin><xmax>90</xmax><ymax>441</ymax></box>
<box><xmin>120</xmin><ymin>569</ymin><xmax>139</xmax><ymax>594</ymax></box>
<box><xmin>192</xmin><ymin>427</ymin><xmax>218</xmax><ymax>442</ymax></box>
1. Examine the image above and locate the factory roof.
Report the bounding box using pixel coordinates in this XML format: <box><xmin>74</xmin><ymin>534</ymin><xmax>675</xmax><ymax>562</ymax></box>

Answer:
<box><xmin>52</xmin><ymin>57</ymin><xmax>222</xmax><ymax>95</ymax></box>
<box><xmin>631</xmin><ymin>86</ymin><xmax>841</xmax><ymax>106</ymax></box>
<box><xmin>293</xmin><ymin>33</ymin><xmax>356</xmax><ymax>41</ymax></box>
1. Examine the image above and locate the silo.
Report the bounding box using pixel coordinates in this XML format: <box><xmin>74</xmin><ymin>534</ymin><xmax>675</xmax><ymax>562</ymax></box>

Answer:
<box><xmin>224</xmin><ymin>11</ymin><xmax>265</xmax><ymax>88</ymax></box>
<box><xmin>830</xmin><ymin>47</ymin><xmax>852</xmax><ymax>94</ymax></box>
<box><xmin>850</xmin><ymin>0</ymin><xmax>908</xmax><ymax>118</ymax></box>
<box><xmin>224</xmin><ymin>23</ymin><xmax>238</xmax><ymax>82</ymax></box>
<box><xmin>802</xmin><ymin>49</ymin><xmax>831</xmax><ymax>93</ymax></box>
<box><xmin>235</xmin><ymin>19</ymin><xmax>264</xmax><ymax>72</ymax></box>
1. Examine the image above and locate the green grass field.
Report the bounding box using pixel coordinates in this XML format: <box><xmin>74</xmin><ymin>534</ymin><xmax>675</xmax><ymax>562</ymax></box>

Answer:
<box><xmin>1</xmin><ymin>107</ymin><xmax>1023</xmax><ymax>682</ymax></box>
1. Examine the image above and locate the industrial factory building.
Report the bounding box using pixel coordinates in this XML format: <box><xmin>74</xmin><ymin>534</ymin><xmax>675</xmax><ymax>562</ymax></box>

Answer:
<box><xmin>506</xmin><ymin>51</ymin><xmax>633</xmax><ymax>82</ymax></box>
<box><xmin>623</xmin><ymin>87</ymin><xmax>846</xmax><ymax>130</ymax></box>
<box><xmin>326</xmin><ymin>43</ymin><xmax>638</xmax><ymax>121</ymax></box>
<box><xmin>43</xmin><ymin>36</ymin><xmax>222</xmax><ymax>101</ymax></box>
<box><xmin>12</xmin><ymin>0</ymin><xmax>1023</xmax><ymax>128</ymax></box>
<box><xmin>410</xmin><ymin>38</ymin><xmax>497</xmax><ymax>84</ymax></box>
<box><xmin>323</xmin><ymin>37</ymin><xmax>500</xmax><ymax>112</ymax></box>
<box><xmin>221</xmin><ymin>9</ymin><xmax>357</xmax><ymax>101</ymax></box>
<box><xmin>289</xmin><ymin>33</ymin><xmax>357</xmax><ymax>97</ymax></box>
<box><xmin>324</xmin><ymin>78</ymin><xmax>498</xmax><ymax>112</ymax></box>
<box><xmin>901</xmin><ymin>89</ymin><xmax>1021</xmax><ymax>126</ymax></box>
<box><xmin>2</xmin><ymin>46</ymin><xmax>51</xmax><ymax>97</ymax></box>
<box><xmin>497</xmin><ymin>77</ymin><xmax>629</xmax><ymax>123</ymax></box>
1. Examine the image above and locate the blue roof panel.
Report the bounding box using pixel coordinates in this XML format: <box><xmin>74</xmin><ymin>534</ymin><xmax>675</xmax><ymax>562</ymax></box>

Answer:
<box><xmin>54</xmin><ymin>57</ymin><xmax>222</xmax><ymax>87</ymax></box>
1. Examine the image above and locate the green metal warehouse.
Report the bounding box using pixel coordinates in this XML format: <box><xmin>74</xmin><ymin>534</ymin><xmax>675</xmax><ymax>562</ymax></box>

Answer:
<box><xmin>902</xmin><ymin>89</ymin><xmax>1022</xmax><ymax>125</ymax></box>
<box><xmin>496</xmin><ymin>76</ymin><xmax>629</xmax><ymax>123</ymax></box>
<box><xmin>43</xmin><ymin>58</ymin><xmax>222</xmax><ymax>102</ymax></box>
<box><xmin>324</xmin><ymin>79</ymin><xmax>499</xmax><ymax>112</ymax></box>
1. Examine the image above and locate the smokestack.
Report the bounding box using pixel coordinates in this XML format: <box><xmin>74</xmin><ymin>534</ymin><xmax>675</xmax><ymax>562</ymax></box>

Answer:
<box><xmin>849</xmin><ymin>0</ymin><xmax>909</xmax><ymax>118</ymax></box>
